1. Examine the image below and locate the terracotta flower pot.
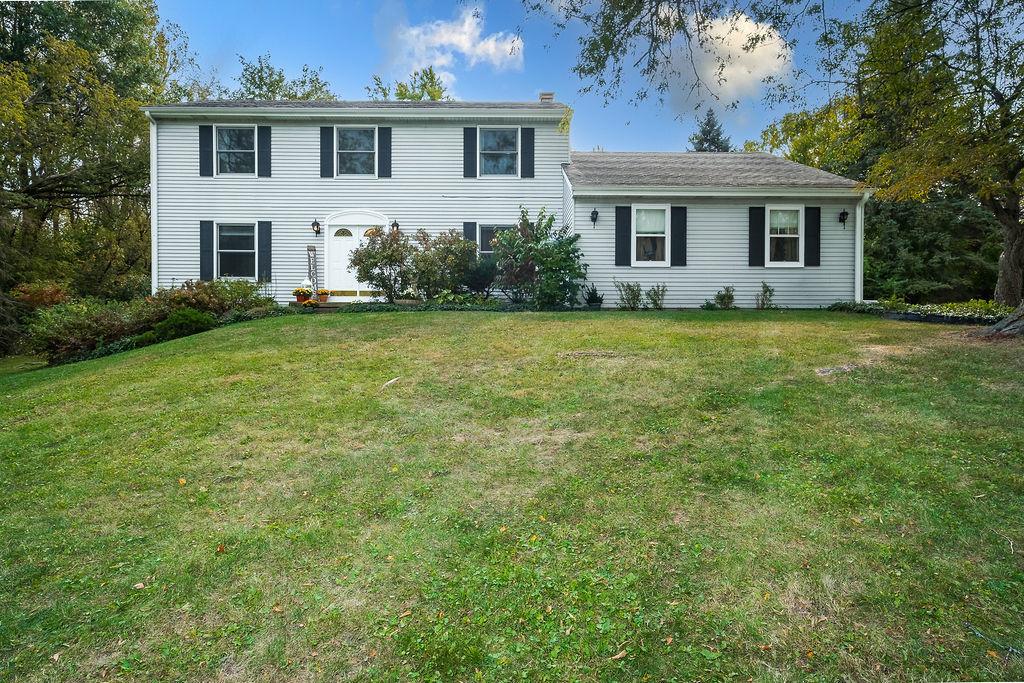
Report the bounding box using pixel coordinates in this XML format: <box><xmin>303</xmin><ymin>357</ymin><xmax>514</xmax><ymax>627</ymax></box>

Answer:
<box><xmin>318</xmin><ymin>294</ymin><xmax>329</xmax><ymax>302</ymax></box>
<box><xmin>296</xmin><ymin>294</ymin><xmax>310</xmax><ymax>303</ymax></box>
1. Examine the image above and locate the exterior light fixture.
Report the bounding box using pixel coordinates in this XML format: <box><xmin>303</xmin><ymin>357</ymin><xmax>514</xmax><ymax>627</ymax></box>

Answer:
<box><xmin>838</xmin><ymin>209</ymin><xmax>849</xmax><ymax>227</ymax></box>
<box><xmin>590</xmin><ymin>209</ymin><xmax>599</xmax><ymax>227</ymax></box>
<box><xmin>311</xmin><ymin>219</ymin><xmax>321</xmax><ymax>235</ymax></box>
<box><xmin>390</xmin><ymin>220</ymin><xmax>400</xmax><ymax>230</ymax></box>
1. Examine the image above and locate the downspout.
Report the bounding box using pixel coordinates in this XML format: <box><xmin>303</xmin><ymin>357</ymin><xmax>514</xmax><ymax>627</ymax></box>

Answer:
<box><xmin>854</xmin><ymin>189</ymin><xmax>872</xmax><ymax>303</ymax></box>
<box><xmin>145</xmin><ymin>111</ymin><xmax>158</xmax><ymax>294</ymax></box>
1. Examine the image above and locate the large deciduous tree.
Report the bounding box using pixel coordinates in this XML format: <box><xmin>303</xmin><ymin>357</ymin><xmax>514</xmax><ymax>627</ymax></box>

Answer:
<box><xmin>366</xmin><ymin>66</ymin><xmax>451</xmax><ymax>101</ymax></box>
<box><xmin>232</xmin><ymin>53</ymin><xmax>335</xmax><ymax>100</ymax></box>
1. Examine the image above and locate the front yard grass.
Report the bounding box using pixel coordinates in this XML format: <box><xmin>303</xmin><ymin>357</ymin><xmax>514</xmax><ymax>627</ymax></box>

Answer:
<box><xmin>1</xmin><ymin>310</ymin><xmax>1022</xmax><ymax>681</ymax></box>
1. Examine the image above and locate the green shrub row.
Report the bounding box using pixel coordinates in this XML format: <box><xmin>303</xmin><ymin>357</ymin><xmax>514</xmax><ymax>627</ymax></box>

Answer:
<box><xmin>27</xmin><ymin>280</ymin><xmax>288</xmax><ymax>365</ymax></box>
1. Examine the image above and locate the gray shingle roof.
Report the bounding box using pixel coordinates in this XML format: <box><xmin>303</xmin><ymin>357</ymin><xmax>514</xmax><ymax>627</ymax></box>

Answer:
<box><xmin>144</xmin><ymin>99</ymin><xmax>565</xmax><ymax>111</ymax></box>
<box><xmin>564</xmin><ymin>151</ymin><xmax>859</xmax><ymax>190</ymax></box>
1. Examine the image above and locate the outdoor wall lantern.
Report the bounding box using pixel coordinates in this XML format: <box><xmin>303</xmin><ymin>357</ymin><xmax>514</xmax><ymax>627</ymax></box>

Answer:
<box><xmin>590</xmin><ymin>208</ymin><xmax>599</xmax><ymax>227</ymax></box>
<box><xmin>311</xmin><ymin>219</ymin><xmax>321</xmax><ymax>235</ymax></box>
<box><xmin>838</xmin><ymin>209</ymin><xmax>849</xmax><ymax>228</ymax></box>
<box><xmin>390</xmin><ymin>220</ymin><xmax>400</xmax><ymax>230</ymax></box>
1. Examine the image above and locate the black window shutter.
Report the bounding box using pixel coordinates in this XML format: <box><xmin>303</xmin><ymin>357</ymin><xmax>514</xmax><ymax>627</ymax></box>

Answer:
<box><xmin>378</xmin><ymin>127</ymin><xmax>392</xmax><ymax>178</ymax></box>
<box><xmin>200</xmin><ymin>220</ymin><xmax>214</xmax><ymax>280</ymax></box>
<box><xmin>320</xmin><ymin>126</ymin><xmax>334</xmax><ymax>177</ymax></box>
<box><xmin>257</xmin><ymin>126</ymin><xmax>271</xmax><ymax>177</ymax></box>
<box><xmin>258</xmin><ymin>221</ymin><xmax>272</xmax><ymax>282</ymax></box>
<box><xmin>521</xmin><ymin>127</ymin><xmax>535</xmax><ymax>178</ymax></box>
<box><xmin>463</xmin><ymin>127</ymin><xmax>477</xmax><ymax>178</ymax></box>
<box><xmin>670</xmin><ymin>206</ymin><xmax>687</xmax><ymax>266</ymax></box>
<box><xmin>749</xmin><ymin>207</ymin><xmax>766</xmax><ymax>267</ymax></box>
<box><xmin>463</xmin><ymin>221</ymin><xmax>477</xmax><ymax>242</ymax></box>
<box><xmin>199</xmin><ymin>125</ymin><xmax>213</xmax><ymax>177</ymax></box>
<box><xmin>804</xmin><ymin>206</ymin><xmax>821</xmax><ymax>266</ymax></box>
<box><xmin>615</xmin><ymin>206</ymin><xmax>631</xmax><ymax>266</ymax></box>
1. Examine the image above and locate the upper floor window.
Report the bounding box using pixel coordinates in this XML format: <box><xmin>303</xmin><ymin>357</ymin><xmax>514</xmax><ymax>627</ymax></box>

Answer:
<box><xmin>766</xmin><ymin>206</ymin><xmax>803</xmax><ymax>266</ymax></box>
<box><xmin>337</xmin><ymin>127</ymin><xmax>376</xmax><ymax>175</ymax></box>
<box><xmin>216</xmin><ymin>126</ymin><xmax>256</xmax><ymax>174</ymax></box>
<box><xmin>479</xmin><ymin>127</ymin><xmax>518</xmax><ymax>176</ymax></box>
<box><xmin>632</xmin><ymin>205</ymin><xmax>669</xmax><ymax>266</ymax></box>
<box><xmin>217</xmin><ymin>224</ymin><xmax>256</xmax><ymax>279</ymax></box>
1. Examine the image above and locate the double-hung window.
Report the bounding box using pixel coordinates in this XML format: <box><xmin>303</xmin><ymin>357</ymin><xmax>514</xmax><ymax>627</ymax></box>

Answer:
<box><xmin>766</xmin><ymin>206</ymin><xmax>803</xmax><ymax>266</ymax></box>
<box><xmin>632</xmin><ymin>205</ymin><xmax>669</xmax><ymax>265</ymax></box>
<box><xmin>217</xmin><ymin>224</ymin><xmax>256</xmax><ymax>279</ymax></box>
<box><xmin>216</xmin><ymin>126</ymin><xmax>256</xmax><ymax>174</ymax></box>
<box><xmin>479</xmin><ymin>127</ymin><xmax>519</xmax><ymax>176</ymax></box>
<box><xmin>336</xmin><ymin>127</ymin><xmax>376</xmax><ymax>175</ymax></box>
<box><xmin>478</xmin><ymin>225</ymin><xmax>512</xmax><ymax>254</ymax></box>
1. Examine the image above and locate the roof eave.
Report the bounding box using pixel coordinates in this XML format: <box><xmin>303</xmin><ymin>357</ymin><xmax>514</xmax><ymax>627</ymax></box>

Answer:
<box><xmin>141</xmin><ymin>105</ymin><xmax>567</xmax><ymax>121</ymax></box>
<box><xmin>570</xmin><ymin>184</ymin><xmax>868</xmax><ymax>198</ymax></box>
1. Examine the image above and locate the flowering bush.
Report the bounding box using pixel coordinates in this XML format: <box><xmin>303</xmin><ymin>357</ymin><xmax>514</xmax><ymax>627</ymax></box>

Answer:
<box><xmin>149</xmin><ymin>280</ymin><xmax>272</xmax><ymax>316</ymax></box>
<box><xmin>828</xmin><ymin>298</ymin><xmax>1013</xmax><ymax>323</ymax></box>
<box><xmin>10</xmin><ymin>281</ymin><xmax>70</xmax><ymax>309</ymax></box>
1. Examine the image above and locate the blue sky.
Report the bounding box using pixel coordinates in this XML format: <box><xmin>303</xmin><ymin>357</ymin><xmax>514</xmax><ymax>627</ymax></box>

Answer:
<box><xmin>158</xmin><ymin>0</ymin><xmax>831</xmax><ymax>151</ymax></box>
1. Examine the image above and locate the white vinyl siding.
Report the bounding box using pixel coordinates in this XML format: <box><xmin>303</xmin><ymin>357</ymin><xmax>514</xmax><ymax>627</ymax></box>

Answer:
<box><xmin>154</xmin><ymin>119</ymin><xmax>568</xmax><ymax>301</ymax></box>
<box><xmin>577</xmin><ymin>196</ymin><xmax>857</xmax><ymax>308</ymax></box>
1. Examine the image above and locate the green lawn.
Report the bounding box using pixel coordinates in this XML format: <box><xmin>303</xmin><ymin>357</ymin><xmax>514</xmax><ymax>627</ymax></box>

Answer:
<box><xmin>2</xmin><ymin>311</ymin><xmax>1022</xmax><ymax>681</ymax></box>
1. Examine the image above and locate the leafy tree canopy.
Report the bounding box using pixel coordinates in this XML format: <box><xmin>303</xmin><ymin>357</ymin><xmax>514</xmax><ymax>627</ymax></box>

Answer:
<box><xmin>232</xmin><ymin>53</ymin><xmax>334</xmax><ymax>100</ymax></box>
<box><xmin>366</xmin><ymin>67</ymin><xmax>451</xmax><ymax>101</ymax></box>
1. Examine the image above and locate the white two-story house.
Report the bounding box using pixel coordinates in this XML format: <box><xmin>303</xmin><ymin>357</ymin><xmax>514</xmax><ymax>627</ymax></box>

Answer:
<box><xmin>143</xmin><ymin>95</ymin><xmax>870</xmax><ymax>307</ymax></box>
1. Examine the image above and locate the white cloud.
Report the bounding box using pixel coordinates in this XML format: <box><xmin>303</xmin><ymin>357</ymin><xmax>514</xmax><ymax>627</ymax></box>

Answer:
<box><xmin>666</xmin><ymin>13</ymin><xmax>791</xmax><ymax>113</ymax></box>
<box><xmin>383</xmin><ymin>5</ymin><xmax>523</xmax><ymax>88</ymax></box>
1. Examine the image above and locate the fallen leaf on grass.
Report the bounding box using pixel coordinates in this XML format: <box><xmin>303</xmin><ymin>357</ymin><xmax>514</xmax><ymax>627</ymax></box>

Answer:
<box><xmin>177</xmin><ymin>478</ymin><xmax>186</xmax><ymax>486</ymax></box>
<box><xmin>381</xmin><ymin>376</ymin><xmax>401</xmax><ymax>389</ymax></box>
<box><xmin>665</xmin><ymin>636</ymin><xmax>673</xmax><ymax>645</ymax></box>
<box><xmin>610</xmin><ymin>650</ymin><xmax>627</xmax><ymax>660</ymax></box>
<box><xmin>216</xmin><ymin>544</ymin><xmax>225</xmax><ymax>554</ymax></box>
<box><xmin>987</xmin><ymin>650</ymin><xmax>1000</xmax><ymax>659</ymax></box>
<box><xmin>133</xmin><ymin>582</ymin><xmax>145</xmax><ymax>590</ymax></box>
<box><xmin>272</xmin><ymin>604</ymin><xmax>283</xmax><ymax>613</ymax></box>
<box><xmin>51</xmin><ymin>653</ymin><xmax>60</xmax><ymax>662</ymax></box>
<box><xmin>399</xmin><ymin>610</ymin><xmax>412</xmax><ymax>618</ymax></box>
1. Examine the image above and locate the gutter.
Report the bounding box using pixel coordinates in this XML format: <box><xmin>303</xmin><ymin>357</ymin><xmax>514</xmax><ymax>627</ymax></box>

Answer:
<box><xmin>141</xmin><ymin>106</ymin><xmax>567</xmax><ymax>122</ymax></box>
<box><xmin>570</xmin><ymin>185</ymin><xmax>865</xmax><ymax>198</ymax></box>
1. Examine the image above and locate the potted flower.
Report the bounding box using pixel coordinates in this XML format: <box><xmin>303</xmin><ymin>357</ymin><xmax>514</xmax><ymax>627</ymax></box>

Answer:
<box><xmin>292</xmin><ymin>287</ymin><xmax>313</xmax><ymax>303</ymax></box>
<box><xmin>582</xmin><ymin>283</ymin><xmax>604</xmax><ymax>311</ymax></box>
<box><xmin>317</xmin><ymin>288</ymin><xmax>330</xmax><ymax>303</ymax></box>
<box><xmin>300</xmin><ymin>298</ymin><xmax>320</xmax><ymax>311</ymax></box>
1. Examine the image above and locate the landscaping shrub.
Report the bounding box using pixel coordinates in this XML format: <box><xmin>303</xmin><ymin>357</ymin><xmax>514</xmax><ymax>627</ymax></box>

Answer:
<box><xmin>715</xmin><ymin>286</ymin><xmax>737</xmax><ymax>309</ymax></box>
<box><xmin>411</xmin><ymin>230</ymin><xmax>477</xmax><ymax>299</ymax></box>
<box><xmin>582</xmin><ymin>283</ymin><xmax>604</xmax><ymax>308</ymax></box>
<box><xmin>149</xmin><ymin>279</ymin><xmax>272</xmax><ymax>316</ymax></box>
<box><xmin>10</xmin><ymin>281</ymin><xmax>70</xmax><ymax>310</ymax></box>
<box><xmin>645</xmin><ymin>284</ymin><xmax>668</xmax><ymax>310</ymax></box>
<box><xmin>462</xmin><ymin>257</ymin><xmax>497</xmax><ymax>298</ymax></box>
<box><xmin>220</xmin><ymin>304</ymin><xmax>296</xmax><ymax>325</ymax></box>
<box><xmin>348</xmin><ymin>227</ymin><xmax>416</xmax><ymax>302</ymax></box>
<box><xmin>754</xmin><ymin>281</ymin><xmax>777</xmax><ymax>310</ymax></box>
<box><xmin>146</xmin><ymin>307</ymin><xmax>218</xmax><ymax>342</ymax></box>
<box><xmin>827</xmin><ymin>301</ymin><xmax>885</xmax><ymax>315</ymax></box>
<box><xmin>492</xmin><ymin>208</ymin><xmax>587</xmax><ymax>309</ymax></box>
<box><xmin>613</xmin><ymin>280</ymin><xmax>644</xmax><ymax>310</ymax></box>
<box><xmin>27</xmin><ymin>298</ymin><xmax>164</xmax><ymax>364</ymax></box>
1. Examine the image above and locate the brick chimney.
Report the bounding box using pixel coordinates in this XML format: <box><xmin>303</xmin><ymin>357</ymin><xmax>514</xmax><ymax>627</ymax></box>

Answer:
<box><xmin>539</xmin><ymin>92</ymin><xmax>555</xmax><ymax>103</ymax></box>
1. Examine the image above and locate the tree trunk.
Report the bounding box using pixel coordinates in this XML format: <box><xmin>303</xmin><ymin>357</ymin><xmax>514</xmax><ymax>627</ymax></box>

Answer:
<box><xmin>994</xmin><ymin>219</ymin><xmax>1024</xmax><ymax>306</ymax></box>
<box><xmin>981</xmin><ymin>300</ymin><xmax>1024</xmax><ymax>336</ymax></box>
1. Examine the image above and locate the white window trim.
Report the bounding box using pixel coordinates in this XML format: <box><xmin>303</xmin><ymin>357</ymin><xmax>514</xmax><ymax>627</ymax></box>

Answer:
<box><xmin>630</xmin><ymin>203</ymin><xmax>671</xmax><ymax>267</ymax></box>
<box><xmin>335</xmin><ymin>124</ymin><xmax>378</xmax><ymax>177</ymax></box>
<box><xmin>215</xmin><ymin>222</ymin><xmax>258</xmax><ymax>281</ymax></box>
<box><xmin>765</xmin><ymin>204</ymin><xmax>804</xmax><ymax>268</ymax></box>
<box><xmin>478</xmin><ymin>223</ymin><xmax>514</xmax><ymax>254</ymax></box>
<box><xmin>213</xmin><ymin>124</ymin><xmax>257</xmax><ymax>177</ymax></box>
<box><xmin>477</xmin><ymin>125</ymin><xmax>520</xmax><ymax>178</ymax></box>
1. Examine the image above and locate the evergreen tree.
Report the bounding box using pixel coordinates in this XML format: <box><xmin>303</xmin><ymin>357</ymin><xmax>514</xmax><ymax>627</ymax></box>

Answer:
<box><xmin>688</xmin><ymin>109</ymin><xmax>732</xmax><ymax>152</ymax></box>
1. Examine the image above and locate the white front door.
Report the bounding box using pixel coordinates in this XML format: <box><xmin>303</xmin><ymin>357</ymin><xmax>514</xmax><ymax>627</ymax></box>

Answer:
<box><xmin>326</xmin><ymin>225</ymin><xmax>384</xmax><ymax>298</ymax></box>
